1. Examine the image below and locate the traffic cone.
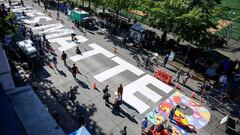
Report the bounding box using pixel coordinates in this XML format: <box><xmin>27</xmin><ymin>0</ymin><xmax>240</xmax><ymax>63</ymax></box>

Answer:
<box><xmin>92</xmin><ymin>83</ymin><xmax>97</xmax><ymax>89</ymax></box>
<box><xmin>191</xmin><ymin>92</ymin><xmax>195</xmax><ymax>98</ymax></box>
<box><xmin>175</xmin><ymin>83</ymin><xmax>180</xmax><ymax>89</ymax></box>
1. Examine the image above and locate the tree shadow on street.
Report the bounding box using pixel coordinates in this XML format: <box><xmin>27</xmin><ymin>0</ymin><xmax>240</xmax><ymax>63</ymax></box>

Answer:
<box><xmin>31</xmin><ymin>77</ymin><xmax>106</xmax><ymax>134</ymax></box>
<box><xmin>74</xmin><ymin>103</ymin><xmax>106</xmax><ymax>135</ymax></box>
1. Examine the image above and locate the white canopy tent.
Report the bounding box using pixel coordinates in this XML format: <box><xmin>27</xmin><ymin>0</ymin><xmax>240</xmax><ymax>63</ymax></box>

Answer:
<box><xmin>69</xmin><ymin>126</ymin><xmax>91</xmax><ymax>135</ymax></box>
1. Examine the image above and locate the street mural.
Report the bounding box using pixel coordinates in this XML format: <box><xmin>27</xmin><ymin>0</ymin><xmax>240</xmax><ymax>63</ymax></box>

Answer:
<box><xmin>146</xmin><ymin>91</ymin><xmax>211</xmax><ymax>134</ymax></box>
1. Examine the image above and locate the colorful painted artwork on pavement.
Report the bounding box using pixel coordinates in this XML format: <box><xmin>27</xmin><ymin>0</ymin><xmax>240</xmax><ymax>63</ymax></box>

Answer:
<box><xmin>146</xmin><ymin>91</ymin><xmax>211</xmax><ymax>134</ymax></box>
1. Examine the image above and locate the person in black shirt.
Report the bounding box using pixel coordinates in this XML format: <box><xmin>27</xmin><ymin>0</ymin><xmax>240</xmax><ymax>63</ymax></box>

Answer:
<box><xmin>76</xmin><ymin>47</ymin><xmax>81</xmax><ymax>54</ymax></box>
<box><xmin>61</xmin><ymin>51</ymin><xmax>67</xmax><ymax>65</ymax></box>
<box><xmin>103</xmin><ymin>91</ymin><xmax>111</xmax><ymax>106</ymax></box>
<box><xmin>71</xmin><ymin>64</ymin><xmax>80</xmax><ymax>78</ymax></box>
<box><xmin>162</xmin><ymin>53</ymin><xmax>169</xmax><ymax>67</ymax></box>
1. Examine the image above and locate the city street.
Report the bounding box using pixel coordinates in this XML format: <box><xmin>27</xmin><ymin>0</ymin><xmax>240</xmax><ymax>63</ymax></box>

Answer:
<box><xmin>5</xmin><ymin>1</ymin><xmax>233</xmax><ymax>135</ymax></box>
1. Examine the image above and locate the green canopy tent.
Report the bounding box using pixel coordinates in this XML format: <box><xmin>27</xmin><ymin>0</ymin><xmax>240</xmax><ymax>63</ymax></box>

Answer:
<box><xmin>69</xmin><ymin>10</ymin><xmax>90</xmax><ymax>23</ymax></box>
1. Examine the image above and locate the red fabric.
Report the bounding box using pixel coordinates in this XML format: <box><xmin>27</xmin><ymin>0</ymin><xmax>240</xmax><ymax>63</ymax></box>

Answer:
<box><xmin>153</xmin><ymin>128</ymin><xmax>170</xmax><ymax>135</ymax></box>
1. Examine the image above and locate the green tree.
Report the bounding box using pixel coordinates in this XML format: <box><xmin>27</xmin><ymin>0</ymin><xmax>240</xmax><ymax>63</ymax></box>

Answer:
<box><xmin>106</xmin><ymin>0</ymin><xmax>134</xmax><ymax>23</ymax></box>
<box><xmin>0</xmin><ymin>11</ymin><xmax>18</xmax><ymax>44</ymax></box>
<box><xmin>142</xmin><ymin>0</ymin><xmax>223</xmax><ymax>48</ymax></box>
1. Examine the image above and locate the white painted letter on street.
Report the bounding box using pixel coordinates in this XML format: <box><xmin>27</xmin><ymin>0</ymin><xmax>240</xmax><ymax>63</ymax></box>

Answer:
<box><xmin>23</xmin><ymin>16</ymin><xmax>52</xmax><ymax>24</ymax></box>
<box><xmin>94</xmin><ymin>57</ymin><xmax>144</xmax><ymax>82</ymax></box>
<box><xmin>70</xmin><ymin>43</ymin><xmax>115</xmax><ymax>62</ymax></box>
<box><xmin>116</xmin><ymin>74</ymin><xmax>173</xmax><ymax>114</ymax></box>
<box><xmin>49</xmin><ymin>35</ymin><xmax>88</xmax><ymax>52</ymax></box>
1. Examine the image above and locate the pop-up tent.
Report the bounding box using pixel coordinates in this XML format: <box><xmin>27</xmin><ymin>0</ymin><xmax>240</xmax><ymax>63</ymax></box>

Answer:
<box><xmin>69</xmin><ymin>126</ymin><xmax>91</xmax><ymax>135</ymax></box>
<box><xmin>69</xmin><ymin>10</ymin><xmax>90</xmax><ymax>23</ymax></box>
<box><xmin>130</xmin><ymin>23</ymin><xmax>147</xmax><ymax>43</ymax></box>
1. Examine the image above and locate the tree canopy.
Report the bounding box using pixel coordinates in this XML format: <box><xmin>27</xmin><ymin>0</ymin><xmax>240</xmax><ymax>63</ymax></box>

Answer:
<box><xmin>0</xmin><ymin>9</ymin><xmax>17</xmax><ymax>44</ymax></box>
<box><xmin>141</xmin><ymin>0</ymin><xmax>223</xmax><ymax>48</ymax></box>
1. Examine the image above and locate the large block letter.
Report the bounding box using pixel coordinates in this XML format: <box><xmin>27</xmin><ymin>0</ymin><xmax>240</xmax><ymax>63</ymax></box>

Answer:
<box><xmin>26</xmin><ymin>11</ymin><xmax>45</xmax><ymax>17</ymax></box>
<box><xmin>23</xmin><ymin>16</ymin><xmax>52</xmax><ymax>24</ymax></box>
<box><xmin>32</xmin><ymin>23</ymin><xmax>64</xmax><ymax>33</ymax></box>
<box><xmin>94</xmin><ymin>57</ymin><xmax>144</xmax><ymax>82</ymax></box>
<box><xmin>116</xmin><ymin>74</ymin><xmax>173</xmax><ymax>114</ymax></box>
<box><xmin>32</xmin><ymin>23</ymin><xmax>74</xmax><ymax>39</ymax></box>
<box><xmin>70</xmin><ymin>43</ymin><xmax>115</xmax><ymax>62</ymax></box>
<box><xmin>12</xmin><ymin>6</ymin><xmax>32</xmax><ymax>12</ymax></box>
<box><xmin>48</xmin><ymin>36</ymin><xmax>88</xmax><ymax>52</ymax></box>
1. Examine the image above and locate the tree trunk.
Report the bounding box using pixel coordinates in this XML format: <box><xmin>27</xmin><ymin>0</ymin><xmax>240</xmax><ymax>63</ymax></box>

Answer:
<box><xmin>82</xmin><ymin>0</ymin><xmax>84</xmax><ymax>7</ymax></box>
<box><xmin>103</xmin><ymin>7</ymin><xmax>105</xmax><ymax>13</ymax></box>
<box><xmin>115</xmin><ymin>9</ymin><xmax>119</xmax><ymax>23</ymax></box>
<box><xmin>88</xmin><ymin>1</ymin><xmax>90</xmax><ymax>8</ymax></box>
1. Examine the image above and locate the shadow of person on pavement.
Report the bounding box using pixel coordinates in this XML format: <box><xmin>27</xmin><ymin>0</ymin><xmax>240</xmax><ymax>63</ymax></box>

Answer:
<box><xmin>111</xmin><ymin>107</ymin><xmax>125</xmax><ymax>118</ymax></box>
<box><xmin>56</xmin><ymin>69</ymin><xmax>67</xmax><ymax>77</ymax></box>
<box><xmin>122</xmin><ymin>101</ymin><xmax>139</xmax><ymax>113</ymax></box>
<box><xmin>111</xmin><ymin>104</ymin><xmax>138</xmax><ymax>124</ymax></box>
<box><xmin>74</xmin><ymin>78</ymin><xmax>90</xmax><ymax>89</ymax></box>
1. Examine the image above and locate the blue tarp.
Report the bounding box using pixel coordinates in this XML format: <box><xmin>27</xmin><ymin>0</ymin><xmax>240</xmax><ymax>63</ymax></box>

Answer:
<box><xmin>59</xmin><ymin>3</ymin><xmax>67</xmax><ymax>12</ymax></box>
<box><xmin>69</xmin><ymin>126</ymin><xmax>91</xmax><ymax>135</ymax></box>
<box><xmin>131</xmin><ymin>23</ymin><xmax>147</xmax><ymax>33</ymax></box>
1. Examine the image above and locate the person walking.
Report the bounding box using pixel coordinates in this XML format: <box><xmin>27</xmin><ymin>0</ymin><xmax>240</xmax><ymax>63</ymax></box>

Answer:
<box><xmin>61</xmin><ymin>51</ymin><xmax>67</xmax><ymax>65</ymax></box>
<box><xmin>183</xmin><ymin>70</ymin><xmax>192</xmax><ymax>84</ymax></box>
<box><xmin>173</xmin><ymin>69</ymin><xmax>181</xmax><ymax>82</ymax></box>
<box><xmin>71</xmin><ymin>64</ymin><xmax>81</xmax><ymax>79</ymax></box>
<box><xmin>52</xmin><ymin>56</ymin><xmax>58</xmax><ymax>69</ymax></box>
<box><xmin>120</xmin><ymin>126</ymin><xmax>127</xmax><ymax>135</ymax></box>
<box><xmin>117</xmin><ymin>84</ymin><xmax>123</xmax><ymax>98</ymax></box>
<box><xmin>162</xmin><ymin>53</ymin><xmax>169</xmax><ymax>67</ymax></box>
<box><xmin>103</xmin><ymin>91</ymin><xmax>111</xmax><ymax>106</ymax></box>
